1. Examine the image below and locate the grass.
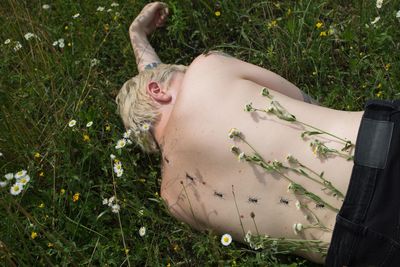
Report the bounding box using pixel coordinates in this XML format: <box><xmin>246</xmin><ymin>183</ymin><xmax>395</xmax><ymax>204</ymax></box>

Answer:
<box><xmin>0</xmin><ymin>0</ymin><xmax>399</xmax><ymax>266</ymax></box>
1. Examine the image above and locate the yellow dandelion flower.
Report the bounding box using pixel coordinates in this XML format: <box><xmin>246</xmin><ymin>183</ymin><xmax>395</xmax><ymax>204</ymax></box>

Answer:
<box><xmin>377</xmin><ymin>83</ymin><xmax>382</xmax><ymax>89</ymax></box>
<box><xmin>316</xmin><ymin>21</ymin><xmax>323</xmax><ymax>29</ymax></box>
<box><xmin>267</xmin><ymin>20</ymin><xmax>278</xmax><ymax>29</ymax></box>
<box><xmin>73</xmin><ymin>192</ymin><xmax>80</xmax><ymax>202</ymax></box>
<box><xmin>39</xmin><ymin>171</ymin><xmax>45</xmax><ymax>177</ymax></box>
<box><xmin>214</xmin><ymin>11</ymin><xmax>221</xmax><ymax>17</ymax></box>
<box><xmin>67</xmin><ymin>42</ymin><xmax>72</xmax><ymax>47</ymax></box>
<box><xmin>31</xmin><ymin>231</ymin><xmax>38</xmax><ymax>239</ymax></box>
<box><xmin>154</xmin><ymin>192</ymin><xmax>159</xmax><ymax>197</ymax></box>
<box><xmin>376</xmin><ymin>91</ymin><xmax>383</xmax><ymax>98</ymax></box>
<box><xmin>47</xmin><ymin>242</ymin><xmax>54</xmax><ymax>248</ymax></box>
<box><xmin>34</xmin><ymin>152</ymin><xmax>41</xmax><ymax>159</ymax></box>
<box><xmin>38</xmin><ymin>203</ymin><xmax>45</xmax><ymax>208</ymax></box>
<box><xmin>83</xmin><ymin>134</ymin><xmax>90</xmax><ymax>142</ymax></box>
<box><xmin>166</xmin><ymin>264</ymin><xmax>171</xmax><ymax>267</ymax></box>
<box><xmin>173</xmin><ymin>243</ymin><xmax>179</xmax><ymax>251</ymax></box>
<box><xmin>385</xmin><ymin>63</ymin><xmax>391</xmax><ymax>71</ymax></box>
<box><xmin>319</xmin><ymin>31</ymin><xmax>327</xmax><ymax>37</ymax></box>
<box><xmin>60</xmin><ymin>188</ymin><xmax>65</xmax><ymax>195</ymax></box>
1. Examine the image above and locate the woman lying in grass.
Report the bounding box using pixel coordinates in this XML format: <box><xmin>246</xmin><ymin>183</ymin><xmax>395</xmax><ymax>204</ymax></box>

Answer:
<box><xmin>116</xmin><ymin>2</ymin><xmax>400</xmax><ymax>266</ymax></box>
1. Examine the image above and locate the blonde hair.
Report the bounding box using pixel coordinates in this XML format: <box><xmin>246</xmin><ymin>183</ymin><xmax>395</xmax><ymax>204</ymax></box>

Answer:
<box><xmin>116</xmin><ymin>64</ymin><xmax>187</xmax><ymax>153</ymax></box>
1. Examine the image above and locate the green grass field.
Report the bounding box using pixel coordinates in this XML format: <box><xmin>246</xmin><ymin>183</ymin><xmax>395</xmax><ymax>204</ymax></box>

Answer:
<box><xmin>1</xmin><ymin>0</ymin><xmax>399</xmax><ymax>266</ymax></box>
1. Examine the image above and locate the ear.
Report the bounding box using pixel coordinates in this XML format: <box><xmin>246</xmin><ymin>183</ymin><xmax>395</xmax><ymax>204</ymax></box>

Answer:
<box><xmin>146</xmin><ymin>81</ymin><xmax>172</xmax><ymax>103</ymax></box>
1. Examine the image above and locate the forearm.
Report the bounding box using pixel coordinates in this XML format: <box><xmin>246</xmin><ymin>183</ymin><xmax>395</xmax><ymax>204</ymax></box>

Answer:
<box><xmin>129</xmin><ymin>29</ymin><xmax>161</xmax><ymax>72</ymax></box>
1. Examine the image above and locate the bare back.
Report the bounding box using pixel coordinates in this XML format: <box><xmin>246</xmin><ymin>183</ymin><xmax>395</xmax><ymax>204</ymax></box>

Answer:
<box><xmin>160</xmin><ymin>54</ymin><xmax>363</xmax><ymax>263</ymax></box>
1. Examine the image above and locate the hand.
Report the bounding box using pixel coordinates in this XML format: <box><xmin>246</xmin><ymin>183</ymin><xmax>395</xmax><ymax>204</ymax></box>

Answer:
<box><xmin>130</xmin><ymin>2</ymin><xmax>169</xmax><ymax>36</ymax></box>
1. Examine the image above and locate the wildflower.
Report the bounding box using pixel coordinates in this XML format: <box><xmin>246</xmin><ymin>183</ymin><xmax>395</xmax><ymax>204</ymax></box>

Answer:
<box><xmin>138</xmin><ymin>209</ymin><xmax>144</xmax><ymax>216</ymax></box>
<box><xmin>86</xmin><ymin>121</ymin><xmax>93</xmax><ymax>127</ymax></box>
<box><xmin>261</xmin><ymin>87</ymin><xmax>271</xmax><ymax>98</ymax></box>
<box><xmin>90</xmin><ymin>58</ymin><xmax>100</xmax><ymax>67</ymax></box>
<box><xmin>13</xmin><ymin>41</ymin><xmax>22</xmax><ymax>52</ymax></box>
<box><xmin>230</xmin><ymin>145</ymin><xmax>240</xmax><ymax>155</ymax></box>
<box><xmin>295</xmin><ymin>200</ymin><xmax>301</xmax><ymax>210</ymax></box>
<box><xmin>214</xmin><ymin>11</ymin><xmax>221</xmax><ymax>17</ymax></box>
<box><xmin>10</xmin><ymin>183</ymin><xmax>23</xmax><ymax>195</ymax></box>
<box><xmin>107</xmin><ymin>9</ymin><xmax>112</xmax><ymax>13</ymax></box>
<box><xmin>315</xmin><ymin>21</ymin><xmax>323</xmax><ymax>29</ymax></box>
<box><xmin>34</xmin><ymin>152</ymin><xmax>41</xmax><ymax>159</ymax></box>
<box><xmin>293</xmin><ymin>223</ymin><xmax>303</xmax><ymax>235</ymax></box>
<box><xmin>83</xmin><ymin>134</ymin><xmax>90</xmax><ymax>142</ymax></box>
<box><xmin>59</xmin><ymin>41</ymin><xmax>65</xmax><ymax>48</ymax></box>
<box><xmin>72</xmin><ymin>13</ymin><xmax>80</xmax><ymax>19</ymax></box>
<box><xmin>371</xmin><ymin>16</ymin><xmax>380</xmax><ymax>25</ymax></box>
<box><xmin>17</xmin><ymin>175</ymin><xmax>30</xmax><ymax>185</ymax></box>
<box><xmin>238</xmin><ymin>152</ymin><xmax>245</xmax><ymax>162</ymax></box>
<box><xmin>68</xmin><ymin>119</ymin><xmax>77</xmax><ymax>127</ymax></box>
<box><xmin>4</xmin><ymin>39</ymin><xmax>11</xmax><ymax>45</ymax></box>
<box><xmin>0</xmin><ymin>181</ymin><xmax>8</xmax><ymax>187</ymax></box>
<box><xmin>376</xmin><ymin>0</ymin><xmax>383</xmax><ymax>9</ymax></box>
<box><xmin>42</xmin><ymin>4</ymin><xmax>50</xmax><ymax>10</ymax></box>
<box><xmin>140</xmin><ymin>122</ymin><xmax>150</xmax><ymax>132</ymax></box>
<box><xmin>38</xmin><ymin>203</ymin><xmax>45</xmax><ymax>208</ymax></box>
<box><xmin>397</xmin><ymin>10</ymin><xmax>400</xmax><ymax>18</ymax></box>
<box><xmin>116</xmin><ymin>169</ymin><xmax>123</xmax><ymax>177</ymax></box>
<box><xmin>385</xmin><ymin>63</ymin><xmax>391</xmax><ymax>71</ymax></box>
<box><xmin>67</xmin><ymin>42</ymin><xmax>72</xmax><ymax>47</ymax></box>
<box><xmin>267</xmin><ymin>20</ymin><xmax>277</xmax><ymax>29</ymax></box>
<box><xmin>319</xmin><ymin>31</ymin><xmax>327</xmax><ymax>37</ymax></box>
<box><xmin>286</xmin><ymin>154</ymin><xmax>298</xmax><ymax>164</ymax></box>
<box><xmin>328</xmin><ymin>27</ymin><xmax>335</xmax><ymax>35</ymax></box>
<box><xmin>111</xmin><ymin>2</ymin><xmax>119</xmax><ymax>7</ymax></box>
<box><xmin>47</xmin><ymin>242</ymin><xmax>54</xmax><ymax>247</ymax></box>
<box><xmin>111</xmin><ymin>203</ymin><xmax>120</xmax><ymax>213</ymax></box>
<box><xmin>31</xmin><ymin>231</ymin><xmax>38</xmax><ymax>239</ymax></box>
<box><xmin>108</xmin><ymin>196</ymin><xmax>115</xmax><ymax>206</ymax></box>
<box><xmin>110</xmin><ymin>154</ymin><xmax>116</xmax><ymax>160</ymax></box>
<box><xmin>221</xmin><ymin>233</ymin><xmax>232</xmax><ymax>246</ymax></box>
<box><xmin>244</xmin><ymin>103</ymin><xmax>254</xmax><ymax>112</ymax></box>
<box><xmin>105</xmin><ymin>125</ymin><xmax>111</xmax><ymax>131</ymax></box>
<box><xmin>123</xmin><ymin>129</ymin><xmax>132</xmax><ymax>139</ymax></box>
<box><xmin>60</xmin><ymin>188</ymin><xmax>65</xmax><ymax>195</ymax></box>
<box><xmin>115</xmin><ymin>139</ymin><xmax>126</xmax><ymax>149</ymax></box>
<box><xmin>4</xmin><ymin>173</ymin><xmax>14</xmax><ymax>180</ymax></box>
<box><xmin>97</xmin><ymin>6</ymin><xmax>105</xmax><ymax>12</ymax></box>
<box><xmin>0</xmin><ymin>151</ymin><xmax>3</xmax><ymax>156</ymax></box>
<box><xmin>102</xmin><ymin>198</ymin><xmax>108</xmax><ymax>205</ymax></box>
<box><xmin>72</xmin><ymin>192</ymin><xmax>80</xmax><ymax>202</ymax></box>
<box><xmin>377</xmin><ymin>83</ymin><xmax>382</xmax><ymax>89</ymax></box>
<box><xmin>376</xmin><ymin>91</ymin><xmax>383</xmax><ymax>98</ymax></box>
<box><xmin>15</xmin><ymin>170</ymin><xmax>27</xmax><ymax>179</ymax></box>
<box><xmin>52</xmin><ymin>41</ymin><xmax>58</xmax><ymax>46</ymax></box>
<box><xmin>24</xmin><ymin>33</ymin><xmax>36</xmax><ymax>40</ymax></box>
<box><xmin>228</xmin><ymin>128</ymin><xmax>241</xmax><ymax>139</ymax></box>
<box><xmin>139</xmin><ymin>226</ymin><xmax>146</xmax><ymax>237</ymax></box>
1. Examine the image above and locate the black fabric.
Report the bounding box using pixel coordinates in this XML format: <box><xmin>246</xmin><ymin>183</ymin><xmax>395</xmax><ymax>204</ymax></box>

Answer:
<box><xmin>326</xmin><ymin>99</ymin><xmax>400</xmax><ymax>267</ymax></box>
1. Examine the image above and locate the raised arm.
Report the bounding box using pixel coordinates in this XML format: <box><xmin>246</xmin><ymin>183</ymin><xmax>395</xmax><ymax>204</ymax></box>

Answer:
<box><xmin>129</xmin><ymin>2</ymin><xmax>169</xmax><ymax>72</ymax></box>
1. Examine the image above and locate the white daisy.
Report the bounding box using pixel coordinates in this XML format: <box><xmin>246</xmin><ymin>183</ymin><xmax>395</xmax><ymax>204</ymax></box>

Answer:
<box><xmin>59</xmin><ymin>42</ymin><xmax>65</xmax><ymax>48</ymax></box>
<box><xmin>58</xmin><ymin>38</ymin><xmax>64</xmax><ymax>44</ymax></box>
<box><xmin>111</xmin><ymin>203</ymin><xmax>120</xmax><ymax>213</ymax></box>
<box><xmin>68</xmin><ymin>119</ymin><xmax>77</xmax><ymax>127</ymax></box>
<box><xmin>4</xmin><ymin>173</ymin><xmax>13</xmax><ymax>180</ymax></box>
<box><xmin>108</xmin><ymin>196</ymin><xmax>115</xmax><ymax>206</ymax></box>
<box><xmin>72</xmin><ymin>13</ymin><xmax>80</xmax><ymax>19</ymax></box>
<box><xmin>221</xmin><ymin>233</ymin><xmax>232</xmax><ymax>246</ymax></box>
<box><xmin>13</xmin><ymin>41</ymin><xmax>22</xmax><ymax>52</ymax></box>
<box><xmin>52</xmin><ymin>40</ymin><xmax>59</xmax><ymax>46</ymax></box>
<box><xmin>115</xmin><ymin>139</ymin><xmax>126</xmax><ymax>149</ymax></box>
<box><xmin>111</xmin><ymin>2</ymin><xmax>119</xmax><ymax>7</ymax></box>
<box><xmin>107</xmin><ymin>9</ymin><xmax>112</xmax><ymax>12</ymax></box>
<box><xmin>123</xmin><ymin>129</ymin><xmax>132</xmax><ymax>139</ymax></box>
<box><xmin>102</xmin><ymin>198</ymin><xmax>108</xmax><ymax>205</ymax></box>
<box><xmin>371</xmin><ymin>16</ymin><xmax>381</xmax><ymax>25</ymax></box>
<box><xmin>4</xmin><ymin>39</ymin><xmax>11</xmax><ymax>45</ymax></box>
<box><xmin>126</xmin><ymin>139</ymin><xmax>132</xmax><ymax>145</ymax></box>
<box><xmin>139</xmin><ymin>226</ymin><xmax>146</xmax><ymax>237</ymax></box>
<box><xmin>293</xmin><ymin>223</ymin><xmax>303</xmax><ymax>235</ymax></box>
<box><xmin>90</xmin><ymin>58</ymin><xmax>99</xmax><ymax>67</ymax></box>
<box><xmin>86</xmin><ymin>121</ymin><xmax>93</xmax><ymax>127</ymax></box>
<box><xmin>0</xmin><ymin>181</ymin><xmax>8</xmax><ymax>188</ymax></box>
<box><xmin>140</xmin><ymin>122</ymin><xmax>150</xmax><ymax>132</ymax></box>
<box><xmin>110</xmin><ymin>154</ymin><xmax>116</xmax><ymax>160</ymax></box>
<box><xmin>24</xmin><ymin>33</ymin><xmax>36</xmax><ymax>40</ymax></box>
<box><xmin>376</xmin><ymin>0</ymin><xmax>383</xmax><ymax>9</ymax></box>
<box><xmin>116</xmin><ymin>169</ymin><xmax>123</xmax><ymax>177</ymax></box>
<box><xmin>10</xmin><ymin>183</ymin><xmax>23</xmax><ymax>195</ymax></box>
<box><xmin>15</xmin><ymin>170</ymin><xmax>27</xmax><ymax>179</ymax></box>
<box><xmin>42</xmin><ymin>4</ymin><xmax>50</xmax><ymax>10</ymax></box>
<box><xmin>113</xmin><ymin>162</ymin><xmax>122</xmax><ymax>173</ymax></box>
<box><xmin>97</xmin><ymin>6</ymin><xmax>105</xmax><ymax>12</ymax></box>
<box><xmin>17</xmin><ymin>175</ymin><xmax>30</xmax><ymax>185</ymax></box>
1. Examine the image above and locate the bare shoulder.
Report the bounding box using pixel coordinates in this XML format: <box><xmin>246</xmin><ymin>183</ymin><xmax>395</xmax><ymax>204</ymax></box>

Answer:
<box><xmin>189</xmin><ymin>51</ymin><xmax>239</xmax><ymax>68</ymax></box>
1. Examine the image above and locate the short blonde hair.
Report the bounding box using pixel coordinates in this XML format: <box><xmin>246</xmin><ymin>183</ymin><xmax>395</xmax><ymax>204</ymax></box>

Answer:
<box><xmin>116</xmin><ymin>64</ymin><xmax>187</xmax><ymax>153</ymax></box>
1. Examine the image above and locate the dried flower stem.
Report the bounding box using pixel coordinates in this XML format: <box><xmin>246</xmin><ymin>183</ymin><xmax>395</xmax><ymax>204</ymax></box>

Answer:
<box><xmin>232</xmin><ymin>185</ymin><xmax>246</xmax><ymax>237</ymax></box>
